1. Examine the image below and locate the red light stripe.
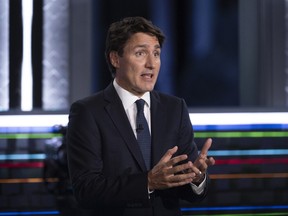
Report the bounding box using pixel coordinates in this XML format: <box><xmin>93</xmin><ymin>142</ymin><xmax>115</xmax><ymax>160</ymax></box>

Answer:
<box><xmin>1</xmin><ymin>158</ymin><xmax>288</xmax><ymax>168</ymax></box>
<box><xmin>0</xmin><ymin>162</ymin><xmax>44</xmax><ymax>168</ymax></box>
<box><xmin>210</xmin><ymin>173</ymin><xmax>288</xmax><ymax>179</ymax></box>
<box><xmin>216</xmin><ymin>158</ymin><xmax>288</xmax><ymax>165</ymax></box>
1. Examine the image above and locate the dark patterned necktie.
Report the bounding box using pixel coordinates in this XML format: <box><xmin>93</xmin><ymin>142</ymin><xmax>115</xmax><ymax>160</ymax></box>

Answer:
<box><xmin>135</xmin><ymin>99</ymin><xmax>151</xmax><ymax>169</ymax></box>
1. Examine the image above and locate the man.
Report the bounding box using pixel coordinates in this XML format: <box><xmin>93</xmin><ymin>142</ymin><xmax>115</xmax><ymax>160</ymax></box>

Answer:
<box><xmin>67</xmin><ymin>16</ymin><xmax>215</xmax><ymax>216</ymax></box>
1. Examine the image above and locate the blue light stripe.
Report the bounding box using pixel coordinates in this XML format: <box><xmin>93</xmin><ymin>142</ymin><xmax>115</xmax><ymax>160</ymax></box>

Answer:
<box><xmin>1</xmin><ymin>149</ymin><xmax>288</xmax><ymax>161</ymax></box>
<box><xmin>0</xmin><ymin>127</ymin><xmax>57</xmax><ymax>134</ymax></box>
<box><xmin>0</xmin><ymin>154</ymin><xmax>46</xmax><ymax>160</ymax></box>
<box><xmin>193</xmin><ymin>124</ymin><xmax>288</xmax><ymax>131</ymax></box>
<box><xmin>181</xmin><ymin>205</ymin><xmax>288</xmax><ymax>212</ymax></box>
<box><xmin>207</xmin><ymin>149</ymin><xmax>288</xmax><ymax>157</ymax></box>
<box><xmin>0</xmin><ymin>125</ymin><xmax>64</xmax><ymax>134</ymax></box>
<box><xmin>0</xmin><ymin>211</ymin><xmax>59</xmax><ymax>215</ymax></box>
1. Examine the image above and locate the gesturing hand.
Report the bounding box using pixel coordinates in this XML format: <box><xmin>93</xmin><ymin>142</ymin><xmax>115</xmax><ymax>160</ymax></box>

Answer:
<box><xmin>148</xmin><ymin>146</ymin><xmax>199</xmax><ymax>190</ymax></box>
<box><xmin>147</xmin><ymin>139</ymin><xmax>216</xmax><ymax>190</ymax></box>
<box><xmin>192</xmin><ymin>138</ymin><xmax>215</xmax><ymax>183</ymax></box>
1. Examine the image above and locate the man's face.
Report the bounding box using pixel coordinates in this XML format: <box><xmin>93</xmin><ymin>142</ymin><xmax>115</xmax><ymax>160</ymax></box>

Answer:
<box><xmin>111</xmin><ymin>32</ymin><xmax>161</xmax><ymax>96</ymax></box>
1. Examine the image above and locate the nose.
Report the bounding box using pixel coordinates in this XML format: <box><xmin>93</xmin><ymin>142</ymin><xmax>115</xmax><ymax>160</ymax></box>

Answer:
<box><xmin>145</xmin><ymin>54</ymin><xmax>156</xmax><ymax>69</ymax></box>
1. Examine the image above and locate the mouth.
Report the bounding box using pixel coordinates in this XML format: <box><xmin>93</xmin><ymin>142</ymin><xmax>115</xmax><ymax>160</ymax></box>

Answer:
<box><xmin>141</xmin><ymin>73</ymin><xmax>153</xmax><ymax>79</ymax></box>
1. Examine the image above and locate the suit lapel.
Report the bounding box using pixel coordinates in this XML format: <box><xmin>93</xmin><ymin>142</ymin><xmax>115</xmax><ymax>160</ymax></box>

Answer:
<box><xmin>103</xmin><ymin>83</ymin><xmax>147</xmax><ymax>171</ymax></box>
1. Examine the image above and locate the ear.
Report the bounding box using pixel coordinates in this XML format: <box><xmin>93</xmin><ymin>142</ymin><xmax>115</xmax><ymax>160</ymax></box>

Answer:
<box><xmin>109</xmin><ymin>51</ymin><xmax>120</xmax><ymax>68</ymax></box>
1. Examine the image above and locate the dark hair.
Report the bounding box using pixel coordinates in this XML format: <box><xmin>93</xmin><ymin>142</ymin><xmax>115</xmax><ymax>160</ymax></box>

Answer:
<box><xmin>105</xmin><ymin>16</ymin><xmax>165</xmax><ymax>77</ymax></box>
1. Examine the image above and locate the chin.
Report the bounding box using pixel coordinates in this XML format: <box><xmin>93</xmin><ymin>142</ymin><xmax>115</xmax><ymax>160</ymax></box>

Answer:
<box><xmin>136</xmin><ymin>84</ymin><xmax>155</xmax><ymax>94</ymax></box>
<box><xmin>145</xmin><ymin>86</ymin><xmax>155</xmax><ymax>92</ymax></box>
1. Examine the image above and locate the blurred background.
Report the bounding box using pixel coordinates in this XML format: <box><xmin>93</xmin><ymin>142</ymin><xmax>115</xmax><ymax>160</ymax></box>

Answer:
<box><xmin>1</xmin><ymin>0</ymin><xmax>287</xmax><ymax>111</ymax></box>
<box><xmin>0</xmin><ymin>0</ymin><xmax>287</xmax><ymax>215</ymax></box>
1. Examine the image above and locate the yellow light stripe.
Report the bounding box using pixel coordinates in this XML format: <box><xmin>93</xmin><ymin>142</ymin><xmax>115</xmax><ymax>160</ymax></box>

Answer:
<box><xmin>210</xmin><ymin>173</ymin><xmax>288</xmax><ymax>179</ymax></box>
<box><xmin>0</xmin><ymin>178</ymin><xmax>58</xmax><ymax>183</ymax></box>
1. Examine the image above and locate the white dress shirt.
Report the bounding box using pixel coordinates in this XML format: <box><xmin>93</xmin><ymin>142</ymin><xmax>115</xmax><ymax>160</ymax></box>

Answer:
<box><xmin>113</xmin><ymin>79</ymin><xmax>151</xmax><ymax>138</ymax></box>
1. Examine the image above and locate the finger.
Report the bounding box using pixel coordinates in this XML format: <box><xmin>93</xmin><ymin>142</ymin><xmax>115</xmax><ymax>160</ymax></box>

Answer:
<box><xmin>197</xmin><ymin>157</ymin><xmax>216</xmax><ymax>173</ymax></box>
<box><xmin>169</xmin><ymin>172</ymin><xmax>195</xmax><ymax>183</ymax></box>
<box><xmin>166</xmin><ymin>178</ymin><xmax>195</xmax><ymax>188</ymax></box>
<box><xmin>166</xmin><ymin>154</ymin><xmax>188</xmax><ymax>167</ymax></box>
<box><xmin>167</xmin><ymin>161</ymin><xmax>194</xmax><ymax>175</ymax></box>
<box><xmin>200</xmin><ymin>138</ymin><xmax>212</xmax><ymax>155</ymax></box>
<box><xmin>179</xmin><ymin>161</ymin><xmax>201</xmax><ymax>176</ymax></box>
<box><xmin>189</xmin><ymin>164</ymin><xmax>202</xmax><ymax>175</ymax></box>
<box><xmin>159</xmin><ymin>146</ymin><xmax>178</xmax><ymax>163</ymax></box>
<box><xmin>206</xmin><ymin>157</ymin><xmax>216</xmax><ymax>166</ymax></box>
<box><xmin>197</xmin><ymin>159</ymin><xmax>208</xmax><ymax>172</ymax></box>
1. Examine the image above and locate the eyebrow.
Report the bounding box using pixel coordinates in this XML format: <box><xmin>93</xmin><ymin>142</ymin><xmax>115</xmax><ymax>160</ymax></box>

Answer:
<box><xmin>134</xmin><ymin>44</ymin><xmax>161</xmax><ymax>49</ymax></box>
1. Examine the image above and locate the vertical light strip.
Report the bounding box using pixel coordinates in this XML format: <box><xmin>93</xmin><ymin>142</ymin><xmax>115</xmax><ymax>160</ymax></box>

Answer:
<box><xmin>43</xmin><ymin>0</ymin><xmax>69</xmax><ymax>111</ymax></box>
<box><xmin>0</xmin><ymin>0</ymin><xmax>9</xmax><ymax>111</ymax></box>
<box><xmin>21</xmin><ymin>0</ymin><xmax>33</xmax><ymax>111</ymax></box>
<box><xmin>286</xmin><ymin>0</ymin><xmax>288</xmax><ymax>107</ymax></box>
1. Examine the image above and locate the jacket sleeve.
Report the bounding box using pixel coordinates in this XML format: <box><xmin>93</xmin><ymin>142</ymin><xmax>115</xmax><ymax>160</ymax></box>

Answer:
<box><xmin>176</xmin><ymin>99</ymin><xmax>209</xmax><ymax>202</ymax></box>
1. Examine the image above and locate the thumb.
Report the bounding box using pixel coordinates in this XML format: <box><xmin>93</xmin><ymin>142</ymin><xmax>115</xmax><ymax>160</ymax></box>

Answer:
<box><xmin>200</xmin><ymin>138</ymin><xmax>212</xmax><ymax>155</ymax></box>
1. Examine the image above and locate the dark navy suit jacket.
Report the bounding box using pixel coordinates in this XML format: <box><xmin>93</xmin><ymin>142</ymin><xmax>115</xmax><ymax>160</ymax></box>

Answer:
<box><xmin>67</xmin><ymin>82</ymin><xmax>209</xmax><ymax>216</ymax></box>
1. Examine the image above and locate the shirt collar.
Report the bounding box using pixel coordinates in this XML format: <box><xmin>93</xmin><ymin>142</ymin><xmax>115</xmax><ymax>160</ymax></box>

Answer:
<box><xmin>113</xmin><ymin>79</ymin><xmax>151</xmax><ymax>110</ymax></box>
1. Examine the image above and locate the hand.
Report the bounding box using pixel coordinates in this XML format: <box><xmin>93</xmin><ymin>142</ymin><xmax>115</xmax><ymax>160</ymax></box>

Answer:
<box><xmin>148</xmin><ymin>146</ymin><xmax>200</xmax><ymax>190</ymax></box>
<box><xmin>192</xmin><ymin>138</ymin><xmax>215</xmax><ymax>183</ymax></box>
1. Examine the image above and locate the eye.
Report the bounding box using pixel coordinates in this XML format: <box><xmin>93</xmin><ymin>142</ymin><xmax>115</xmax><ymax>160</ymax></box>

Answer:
<box><xmin>154</xmin><ymin>51</ymin><xmax>161</xmax><ymax>57</ymax></box>
<box><xmin>135</xmin><ymin>50</ymin><xmax>146</xmax><ymax>57</ymax></box>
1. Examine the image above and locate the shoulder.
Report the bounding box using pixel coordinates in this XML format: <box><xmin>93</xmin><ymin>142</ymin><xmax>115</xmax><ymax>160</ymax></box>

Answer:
<box><xmin>71</xmin><ymin>82</ymin><xmax>117</xmax><ymax>109</ymax></box>
<box><xmin>151</xmin><ymin>90</ymin><xmax>186</xmax><ymax>106</ymax></box>
<box><xmin>150</xmin><ymin>91</ymin><xmax>190</xmax><ymax>118</ymax></box>
<box><xmin>67</xmin><ymin>92</ymin><xmax>104</xmax><ymax>120</ymax></box>
<box><xmin>72</xmin><ymin>91</ymin><xmax>104</xmax><ymax>108</ymax></box>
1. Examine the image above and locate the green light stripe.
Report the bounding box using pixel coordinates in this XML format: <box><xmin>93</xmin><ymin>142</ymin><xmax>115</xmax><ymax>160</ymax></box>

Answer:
<box><xmin>194</xmin><ymin>131</ymin><xmax>288</xmax><ymax>138</ymax></box>
<box><xmin>1</xmin><ymin>131</ymin><xmax>287</xmax><ymax>139</ymax></box>
<box><xmin>0</xmin><ymin>133</ymin><xmax>62</xmax><ymax>139</ymax></box>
